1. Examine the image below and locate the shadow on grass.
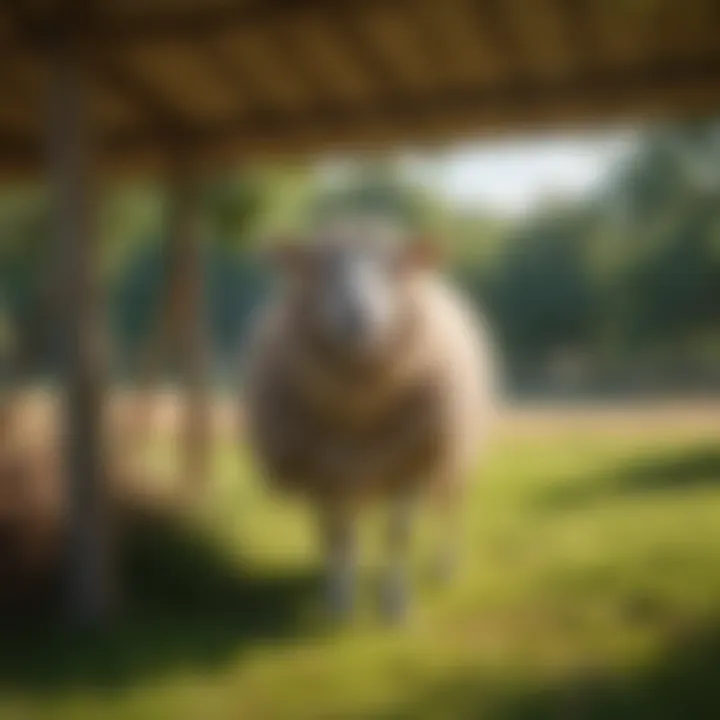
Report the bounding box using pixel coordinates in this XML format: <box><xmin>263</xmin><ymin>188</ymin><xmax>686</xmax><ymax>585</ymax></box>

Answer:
<box><xmin>0</xmin><ymin>506</ymin><xmax>320</xmax><ymax>692</ymax></box>
<box><xmin>389</xmin><ymin>619</ymin><xmax>720</xmax><ymax>720</ymax></box>
<box><xmin>541</xmin><ymin>442</ymin><xmax>720</xmax><ymax>510</ymax></box>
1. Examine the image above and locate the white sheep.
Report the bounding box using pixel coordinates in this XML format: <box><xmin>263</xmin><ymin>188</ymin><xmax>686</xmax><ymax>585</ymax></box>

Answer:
<box><xmin>242</xmin><ymin>219</ymin><xmax>498</xmax><ymax>622</ymax></box>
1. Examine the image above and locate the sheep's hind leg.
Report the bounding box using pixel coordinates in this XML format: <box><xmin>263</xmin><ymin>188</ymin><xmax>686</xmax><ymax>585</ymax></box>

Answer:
<box><xmin>319</xmin><ymin>504</ymin><xmax>357</xmax><ymax>622</ymax></box>
<box><xmin>380</xmin><ymin>495</ymin><xmax>414</xmax><ymax>624</ymax></box>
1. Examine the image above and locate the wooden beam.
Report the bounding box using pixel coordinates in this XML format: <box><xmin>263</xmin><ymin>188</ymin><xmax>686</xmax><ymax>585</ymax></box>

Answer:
<box><xmin>1</xmin><ymin>0</ymin><xmax>410</xmax><ymax>46</ymax></box>
<box><xmin>93</xmin><ymin>56</ymin><xmax>193</xmax><ymax>137</ymax></box>
<box><xmin>200</xmin><ymin>43</ymin><xmax>283</xmax><ymax>120</ymax></box>
<box><xmin>266</xmin><ymin>16</ymin><xmax>382</xmax><ymax>107</ymax></box>
<box><xmin>83</xmin><ymin>0</ymin><xmax>400</xmax><ymax>43</ymax></box>
<box><xmin>401</xmin><ymin>1</ymin><xmax>453</xmax><ymax>89</ymax></box>
<box><xmin>472</xmin><ymin>0</ymin><xmax>527</xmax><ymax>83</ymax></box>
<box><xmin>262</xmin><ymin>22</ymin><xmax>347</xmax><ymax>108</ymax></box>
<box><xmin>502</xmin><ymin>0</ymin><xmax>575</xmax><ymax>80</ymax></box>
<box><xmin>104</xmin><ymin>55</ymin><xmax>720</xmax><ymax>168</ymax></box>
<box><xmin>410</xmin><ymin>0</ymin><xmax>501</xmax><ymax>87</ymax></box>
<box><xmin>330</xmin><ymin>9</ymin><xmax>405</xmax><ymax>96</ymax></box>
<box><xmin>553</xmin><ymin>0</ymin><xmax>599</xmax><ymax>74</ymax></box>
<box><xmin>2</xmin><ymin>0</ymin><xmax>193</xmax><ymax>141</ymax></box>
<box><xmin>4</xmin><ymin>54</ymin><xmax>720</xmax><ymax>179</ymax></box>
<box><xmin>46</xmin><ymin>21</ymin><xmax>113</xmax><ymax>624</ymax></box>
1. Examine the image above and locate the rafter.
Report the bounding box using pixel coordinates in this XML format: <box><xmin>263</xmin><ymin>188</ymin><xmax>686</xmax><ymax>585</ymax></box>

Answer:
<box><xmin>330</xmin><ymin>8</ymin><xmax>405</xmax><ymax>97</ymax></box>
<box><xmin>472</xmin><ymin>0</ymin><xmax>526</xmax><ymax>83</ymax></box>
<box><xmin>504</xmin><ymin>0</ymin><xmax>575</xmax><ymax>79</ymax></box>
<box><xmin>2</xmin><ymin>0</ymin><xmax>192</xmax><ymax>137</ymax></box>
<box><xmin>94</xmin><ymin>57</ymin><xmax>193</xmax><ymax>136</ymax></box>
<box><xmin>263</xmin><ymin>21</ymin><xmax>350</xmax><ymax>109</ymax></box>
<box><xmin>554</xmin><ymin>0</ymin><xmax>598</xmax><ymax>74</ymax></box>
<box><xmin>3</xmin><ymin>0</ymin><xmax>405</xmax><ymax>45</ymax></box>
<box><xmin>403</xmin><ymin>1</ymin><xmax>452</xmax><ymax>89</ymax></box>
<box><xmin>106</xmin><ymin>55</ymin><xmax>720</xmax><ymax>166</ymax></box>
<box><xmin>3</xmin><ymin>51</ymin><xmax>720</xmax><ymax>180</ymax></box>
<box><xmin>1</xmin><ymin>0</ymin><xmax>720</xmax><ymax>178</ymax></box>
<box><xmin>199</xmin><ymin>42</ymin><xmax>287</xmax><ymax>122</ymax></box>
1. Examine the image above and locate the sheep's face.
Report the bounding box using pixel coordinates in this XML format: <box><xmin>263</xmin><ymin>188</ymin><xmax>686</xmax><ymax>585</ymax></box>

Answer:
<box><xmin>272</xmin><ymin>231</ymin><xmax>436</xmax><ymax>361</ymax></box>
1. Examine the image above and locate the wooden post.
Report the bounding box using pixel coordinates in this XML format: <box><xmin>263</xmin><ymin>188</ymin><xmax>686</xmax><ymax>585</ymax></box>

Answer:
<box><xmin>47</xmin><ymin>29</ymin><xmax>113</xmax><ymax>623</ymax></box>
<box><xmin>0</xmin><ymin>299</ymin><xmax>17</xmax><ymax>444</ymax></box>
<box><xmin>166</xmin><ymin>156</ymin><xmax>211</xmax><ymax>491</ymax></box>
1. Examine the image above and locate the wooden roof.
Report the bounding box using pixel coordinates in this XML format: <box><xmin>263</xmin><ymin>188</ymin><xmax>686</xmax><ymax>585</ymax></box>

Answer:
<box><xmin>3</xmin><ymin>0</ymin><xmax>720</xmax><ymax>174</ymax></box>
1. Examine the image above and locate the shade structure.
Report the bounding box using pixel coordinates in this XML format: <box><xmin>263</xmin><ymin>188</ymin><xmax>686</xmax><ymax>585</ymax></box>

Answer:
<box><xmin>2</xmin><ymin>0</ymin><xmax>720</xmax><ymax>177</ymax></box>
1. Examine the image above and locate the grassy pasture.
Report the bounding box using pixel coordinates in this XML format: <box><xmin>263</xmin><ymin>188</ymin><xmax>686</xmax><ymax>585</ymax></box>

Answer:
<box><xmin>1</xmin><ymin>403</ymin><xmax>719</xmax><ymax>719</ymax></box>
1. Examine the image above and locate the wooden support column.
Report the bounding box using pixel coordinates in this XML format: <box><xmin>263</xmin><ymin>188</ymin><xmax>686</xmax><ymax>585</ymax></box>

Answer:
<box><xmin>47</xmin><ymin>30</ymin><xmax>113</xmax><ymax>623</ymax></box>
<box><xmin>166</xmin><ymin>155</ymin><xmax>211</xmax><ymax>491</ymax></box>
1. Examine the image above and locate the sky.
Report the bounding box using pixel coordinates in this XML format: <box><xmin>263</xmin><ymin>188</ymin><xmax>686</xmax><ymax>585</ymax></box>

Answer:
<box><xmin>404</xmin><ymin>131</ymin><xmax>637</xmax><ymax>217</ymax></box>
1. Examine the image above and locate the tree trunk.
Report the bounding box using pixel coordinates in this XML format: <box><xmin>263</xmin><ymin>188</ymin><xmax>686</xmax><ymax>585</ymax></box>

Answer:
<box><xmin>127</xmin><ymin>167</ymin><xmax>211</xmax><ymax>493</ymax></box>
<box><xmin>47</xmin><ymin>34</ymin><xmax>113</xmax><ymax>624</ymax></box>
<box><xmin>167</xmin><ymin>161</ymin><xmax>211</xmax><ymax>491</ymax></box>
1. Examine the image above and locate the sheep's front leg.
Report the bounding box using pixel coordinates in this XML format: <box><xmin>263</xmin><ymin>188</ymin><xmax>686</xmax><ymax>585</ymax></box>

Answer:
<box><xmin>319</xmin><ymin>503</ymin><xmax>357</xmax><ymax>621</ymax></box>
<box><xmin>380</xmin><ymin>495</ymin><xmax>414</xmax><ymax>624</ymax></box>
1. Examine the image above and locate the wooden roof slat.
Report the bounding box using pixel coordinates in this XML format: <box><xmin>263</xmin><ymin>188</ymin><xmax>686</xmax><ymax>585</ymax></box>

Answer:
<box><xmin>502</xmin><ymin>0</ymin><xmax>577</xmax><ymax>80</ymax></box>
<box><xmin>72</xmin><ymin>0</ymin><xmax>399</xmax><ymax>44</ymax></box>
<box><xmin>94</xmin><ymin>56</ymin><xmax>190</xmax><ymax>132</ymax></box>
<box><xmin>206</xmin><ymin>36</ymin><xmax>303</xmax><ymax>120</ymax></box>
<box><xmin>592</xmin><ymin>1</ymin><xmax>668</xmax><ymax>72</ymax></box>
<box><xmin>221</xmin><ymin>28</ymin><xmax>317</xmax><ymax>111</ymax></box>
<box><xmin>0</xmin><ymin>68</ymin><xmax>42</xmax><ymax>135</ymax></box>
<box><xmin>102</xmin><ymin>55</ymin><xmax>720</xmax><ymax>169</ymax></box>
<box><xmin>118</xmin><ymin>44</ymin><xmax>241</xmax><ymax>124</ymax></box>
<box><xmin>284</xmin><ymin>15</ymin><xmax>379</xmax><ymax>105</ymax></box>
<box><xmin>552</xmin><ymin>0</ymin><xmax>602</xmax><ymax>75</ymax></box>
<box><xmin>688</xmin><ymin>0</ymin><xmax>720</xmax><ymax>58</ymax></box>
<box><xmin>397</xmin><ymin>1</ymin><xmax>457</xmax><ymax>91</ymax></box>
<box><xmin>2</xmin><ymin>0</ymin><xmax>720</xmax><ymax>176</ymax></box>
<box><xmin>260</xmin><ymin>19</ymin><xmax>351</xmax><ymax>108</ymax></box>
<box><xmin>472</xmin><ymin>0</ymin><xmax>528</xmax><ymax>84</ymax></box>
<box><xmin>196</xmin><ymin>42</ymin><xmax>263</xmax><ymax>120</ymax></box>
<box><xmin>327</xmin><ymin>8</ymin><xmax>406</xmax><ymax>99</ymax></box>
<box><xmin>415</xmin><ymin>0</ymin><xmax>506</xmax><ymax>86</ymax></box>
<box><xmin>1</xmin><ymin>1</ymin><xmax>153</xmax><ymax>136</ymax></box>
<box><xmin>88</xmin><ymin>82</ymin><xmax>143</xmax><ymax>134</ymax></box>
<box><xmin>363</xmin><ymin>4</ymin><xmax>444</xmax><ymax>92</ymax></box>
<box><xmin>652</xmin><ymin>0</ymin><xmax>720</xmax><ymax>62</ymax></box>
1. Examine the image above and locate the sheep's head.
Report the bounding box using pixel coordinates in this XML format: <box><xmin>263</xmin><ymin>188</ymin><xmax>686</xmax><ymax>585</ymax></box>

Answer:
<box><xmin>268</xmin><ymin>221</ymin><xmax>439</xmax><ymax>361</ymax></box>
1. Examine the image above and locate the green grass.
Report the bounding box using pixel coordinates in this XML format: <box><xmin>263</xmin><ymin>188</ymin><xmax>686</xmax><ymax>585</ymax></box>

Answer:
<box><xmin>2</xmin><ymin>427</ymin><xmax>720</xmax><ymax>719</ymax></box>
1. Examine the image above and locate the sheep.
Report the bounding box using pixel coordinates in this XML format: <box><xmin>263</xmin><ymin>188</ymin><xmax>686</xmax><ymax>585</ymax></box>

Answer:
<box><xmin>241</xmin><ymin>219</ymin><xmax>498</xmax><ymax>622</ymax></box>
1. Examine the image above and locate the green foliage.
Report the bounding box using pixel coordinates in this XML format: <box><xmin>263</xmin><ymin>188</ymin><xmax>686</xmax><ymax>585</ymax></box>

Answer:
<box><xmin>0</xmin><ymin>188</ymin><xmax>51</xmax><ymax>371</ymax></box>
<box><xmin>485</xmin><ymin>204</ymin><xmax>600</xmax><ymax>364</ymax></box>
<box><xmin>2</xmin><ymin>121</ymin><xmax>720</xmax><ymax>388</ymax></box>
<box><xmin>202</xmin><ymin>172</ymin><xmax>265</xmax><ymax>250</ymax></box>
<box><xmin>101</xmin><ymin>183</ymin><xmax>165</xmax><ymax>281</ymax></box>
<box><xmin>310</xmin><ymin>161</ymin><xmax>429</xmax><ymax>228</ymax></box>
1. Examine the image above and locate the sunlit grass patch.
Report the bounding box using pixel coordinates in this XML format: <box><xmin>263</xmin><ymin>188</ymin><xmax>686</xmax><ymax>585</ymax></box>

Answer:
<box><xmin>1</xmin><ymin>422</ymin><xmax>719</xmax><ymax>719</ymax></box>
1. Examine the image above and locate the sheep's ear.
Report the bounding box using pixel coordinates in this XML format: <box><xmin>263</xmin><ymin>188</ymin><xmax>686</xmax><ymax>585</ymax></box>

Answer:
<box><xmin>401</xmin><ymin>236</ymin><xmax>442</xmax><ymax>270</ymax></box>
